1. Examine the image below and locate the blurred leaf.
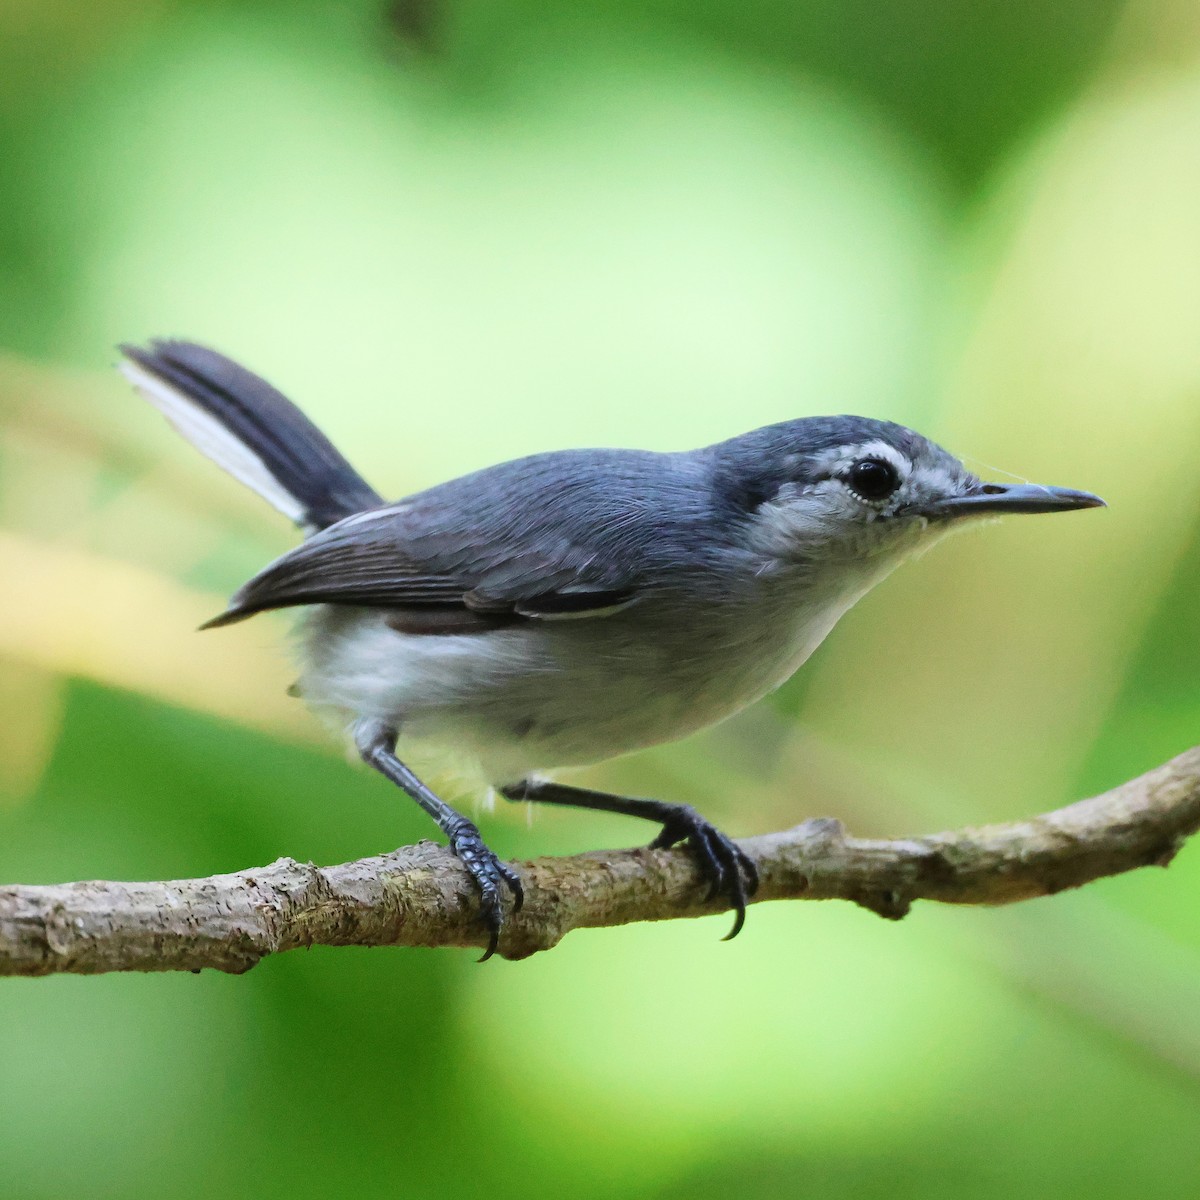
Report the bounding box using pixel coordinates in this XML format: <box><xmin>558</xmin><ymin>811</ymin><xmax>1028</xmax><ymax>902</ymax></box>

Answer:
<box><xmin>0</xmin><ymin>529</ymin><xmax>315</xmax><ymax>742</ymax></box>
<box><xmin>0</xmin><ymin>657</ymin><xmax>63</xmax><ymax>804</ymax></box>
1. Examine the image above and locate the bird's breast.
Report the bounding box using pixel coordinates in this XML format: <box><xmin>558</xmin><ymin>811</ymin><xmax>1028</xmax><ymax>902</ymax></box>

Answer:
<box><xmin>296</xmin><ymin>568</ymin><xmax>878</xmax><ymax>784</ymax></box>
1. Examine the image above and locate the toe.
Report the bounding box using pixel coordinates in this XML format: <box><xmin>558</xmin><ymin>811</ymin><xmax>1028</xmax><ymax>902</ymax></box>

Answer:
<box><xmin>721</xmin><ymin>894</ymin><xmax>747</xmax><ymax>941</ymax></box>
<box><xmin>498</xmin><ymin>860</ymin><xmax>525</xmax><ymax>912</ymax></box>
<box><xmin>477</xmin><ymin>894</ymin><xmax>503</xmax><ymax>962</ymax></box>
<box><xmin>447</xmin><ymin>822</ymin><xmax>522</xmax><ymax>960</ymax></box>
<box><xmin>685</xmin><ymin>821</ymin><xmax>754</xmax><ymax>936</ymax></box>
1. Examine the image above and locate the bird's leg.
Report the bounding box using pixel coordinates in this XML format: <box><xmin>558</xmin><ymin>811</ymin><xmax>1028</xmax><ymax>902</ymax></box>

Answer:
<box><xmin>355</xmin><ymin>719</ymin><xmax>523</xmax><ymax>960</ymax></box>
<box><xmin>500</xmin><ymin>780</ymin><xmax>758</xmax><ymax>939</ymax></box>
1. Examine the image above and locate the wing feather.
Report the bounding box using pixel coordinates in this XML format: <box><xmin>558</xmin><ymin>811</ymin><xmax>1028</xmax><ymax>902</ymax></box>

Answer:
<box><xmin>202</xmin><ymin>447</ymin><xmax>714</xmax><ymax>631</ymax></box>
<box><xmin>204</xmin><ymin>508</ymin><xmax>640</xmax><ymax>629</ymax></box>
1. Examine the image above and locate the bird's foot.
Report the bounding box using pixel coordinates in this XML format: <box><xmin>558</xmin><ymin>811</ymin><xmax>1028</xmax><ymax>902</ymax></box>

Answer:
<box><xmin>447</xmin><ymin>820</ymin><xmax>524</xmax><ymax>961</ymax></box>
<box><xmin>649</xmin><ymin>806</ymin><xmax>759</xmax><ymax>939</ymax></box>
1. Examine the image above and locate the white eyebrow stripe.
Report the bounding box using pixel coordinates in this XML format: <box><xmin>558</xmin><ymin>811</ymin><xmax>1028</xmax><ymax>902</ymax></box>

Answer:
<box><xmin>849</xmin><ymin>440</ymin><xmax>911</xmax><ymax>474</ymax></box>
<box><xmin>920</xmin><ymin>464</ymin><xmax>965</xmax><ymax>495</ymax></box>
<box><xmin>812</xmin><ymin>440</ymin><xmax>912</xmax><ymax>479</ymax></box>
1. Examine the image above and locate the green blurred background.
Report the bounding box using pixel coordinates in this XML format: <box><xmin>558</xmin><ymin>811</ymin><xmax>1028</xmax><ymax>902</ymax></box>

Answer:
<box><xmin>2</xmin><ymin>0</ymin><xmax>1199</xmax><ymax>1195</ymax></box>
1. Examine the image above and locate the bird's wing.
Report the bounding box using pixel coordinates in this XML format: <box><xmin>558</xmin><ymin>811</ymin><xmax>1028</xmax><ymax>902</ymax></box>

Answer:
<box><xmin>203</xmin><ymin>450</ymin><xmax>694</xmax><ymax>629</ymax></box>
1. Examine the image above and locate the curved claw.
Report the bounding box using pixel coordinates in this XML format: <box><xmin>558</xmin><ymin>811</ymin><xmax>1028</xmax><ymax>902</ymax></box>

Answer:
<box><xmin>447</xmin><ymin>821</ymin><xmax>522</xmax><ymax>962</ymax></box>
<box><xmin>650</xmin><ymin>806</ymin><xmax>759</xmax><ymax>941</ymax></box>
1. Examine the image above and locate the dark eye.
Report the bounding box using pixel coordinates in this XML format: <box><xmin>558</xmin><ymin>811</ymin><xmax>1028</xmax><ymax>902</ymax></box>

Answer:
<box><xmin>845</xmin><ymin>457</ymin><xmax>900</xmax><ymax>502</ymax></box>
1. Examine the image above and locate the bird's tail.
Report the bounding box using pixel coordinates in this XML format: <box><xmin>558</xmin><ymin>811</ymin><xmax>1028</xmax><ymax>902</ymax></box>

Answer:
<box><xmin>118</xmin><ymin>339</ymin><xmax>383</xmax><ymax>534</ymax></box>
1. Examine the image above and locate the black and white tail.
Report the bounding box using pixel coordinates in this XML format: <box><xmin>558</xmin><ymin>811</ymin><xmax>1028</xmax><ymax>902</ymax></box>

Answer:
<box><xmin>118</xmin><ymin>340</ymin><xmax>383</xmax><ymax>534</ymax></box>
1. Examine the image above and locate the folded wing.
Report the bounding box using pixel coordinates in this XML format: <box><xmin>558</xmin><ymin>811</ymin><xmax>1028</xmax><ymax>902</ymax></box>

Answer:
<box><xmin>200</xmin><ymin>450</ymin><xmax>694</xmax><ymax>629</ymax></box>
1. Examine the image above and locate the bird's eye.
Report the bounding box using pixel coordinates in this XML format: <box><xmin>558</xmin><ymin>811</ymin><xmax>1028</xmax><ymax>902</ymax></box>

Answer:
<box><xmin>845</xmin><ymin>457</ymin><xmax>900</xmax><ymax>502</ymax></box>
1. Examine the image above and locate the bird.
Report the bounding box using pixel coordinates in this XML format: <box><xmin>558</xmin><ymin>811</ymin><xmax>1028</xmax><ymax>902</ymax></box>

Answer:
<box><xmin>118</xmin><ymin>339</ymin><xmax>1104</xmax><ymax>957</ymax></box>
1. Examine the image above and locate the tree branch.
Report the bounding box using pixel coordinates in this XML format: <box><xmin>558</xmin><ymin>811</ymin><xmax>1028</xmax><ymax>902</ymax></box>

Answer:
<box><xmin>3</xmin><ymin>747</ymin><xmax>1198</xmax><ymax>976</ymax></box>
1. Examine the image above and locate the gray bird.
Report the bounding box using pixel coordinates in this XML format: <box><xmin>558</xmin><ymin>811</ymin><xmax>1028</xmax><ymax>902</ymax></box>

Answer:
<box><xmin>119</xmin><ymin>340</ymin><xmax>1104</xmax><ymax>957</ymax></box>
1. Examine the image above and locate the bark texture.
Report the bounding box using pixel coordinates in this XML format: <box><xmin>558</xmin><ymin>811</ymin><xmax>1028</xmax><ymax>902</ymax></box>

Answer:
<box><xmin>2</xmin><ymin>746</ymin><xmax>1198</xmax><ymax>975</ymax></box>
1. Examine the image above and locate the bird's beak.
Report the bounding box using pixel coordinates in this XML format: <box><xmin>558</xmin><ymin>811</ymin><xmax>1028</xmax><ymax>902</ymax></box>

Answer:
<box><xmin>925</xmin><ymin>482</ymin><xmax>1106</xmax><ymax>518</ymax></box>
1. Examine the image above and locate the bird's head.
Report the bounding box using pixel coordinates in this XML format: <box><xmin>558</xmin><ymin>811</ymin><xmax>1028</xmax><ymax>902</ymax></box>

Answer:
<box><xmin>713</xmin><ymin>416</ymin><xmax>1104</xmax><ymax>572</ymax></box>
